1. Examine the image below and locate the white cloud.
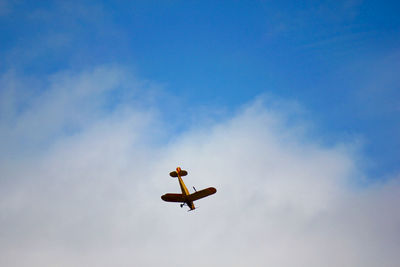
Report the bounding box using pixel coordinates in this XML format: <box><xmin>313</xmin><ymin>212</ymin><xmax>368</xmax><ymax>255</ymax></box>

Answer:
<box><xmin>0</xmin><ymin>66</ymin><xmax>399</xmax><ymax>267</ymax></box>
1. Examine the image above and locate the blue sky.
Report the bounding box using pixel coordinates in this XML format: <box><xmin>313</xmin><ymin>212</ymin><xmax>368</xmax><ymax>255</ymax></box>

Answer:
<box><xmin>1</xmin><ymin>1</ymin><xmax>400</xmax><ymax>266</ymax></box>
<box><xmin>1</xmin><ymin>0</ymin><xmax>399</xmax><ymax>177</ymax></box>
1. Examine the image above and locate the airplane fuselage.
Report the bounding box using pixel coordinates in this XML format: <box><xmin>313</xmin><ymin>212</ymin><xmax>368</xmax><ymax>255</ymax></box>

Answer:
<box><xmin>177</xmin><ymin>171</ymin><xmax>195</xmax><ymax>210</ymax></box>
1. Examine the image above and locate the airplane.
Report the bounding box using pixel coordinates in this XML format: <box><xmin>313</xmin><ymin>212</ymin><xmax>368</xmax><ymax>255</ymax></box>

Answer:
<box><xmin>161</xmin><ymin>167</ymin><xmax>217</xmax><ymax>211</ymax></box>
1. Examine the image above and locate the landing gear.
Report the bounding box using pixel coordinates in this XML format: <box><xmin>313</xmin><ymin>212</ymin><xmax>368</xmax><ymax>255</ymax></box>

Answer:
<box><xmin>180</xmin><ymin>203</ymin><xmax>185</xmax><ymax>208</ymax></box>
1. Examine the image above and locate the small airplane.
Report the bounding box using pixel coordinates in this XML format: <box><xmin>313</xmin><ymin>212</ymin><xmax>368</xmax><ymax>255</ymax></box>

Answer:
<box><xmin>161</xmin><ymin>167</ymin><xmax>217</xmax><ymax>211</ymax></box>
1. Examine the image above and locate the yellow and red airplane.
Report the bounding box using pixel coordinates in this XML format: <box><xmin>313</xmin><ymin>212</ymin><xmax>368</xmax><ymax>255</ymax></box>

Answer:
<box><xmin>161</xmin><ymin>167</ymin><xmax>217</xmax><ymax>210</ymax></box>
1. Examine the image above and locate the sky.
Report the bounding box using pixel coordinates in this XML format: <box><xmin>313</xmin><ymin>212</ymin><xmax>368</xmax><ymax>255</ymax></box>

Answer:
<box><xmin>0</xmin><ymin>1</ymin><xmax>400</xmax><ymax>266</ymax></box>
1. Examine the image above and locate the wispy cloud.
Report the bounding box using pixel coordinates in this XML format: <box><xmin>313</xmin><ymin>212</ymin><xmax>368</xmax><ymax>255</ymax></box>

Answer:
<box><xmin>0</xmin><ymin>66</ymin><xmax>399</xmax><ymax>266</ymax></box>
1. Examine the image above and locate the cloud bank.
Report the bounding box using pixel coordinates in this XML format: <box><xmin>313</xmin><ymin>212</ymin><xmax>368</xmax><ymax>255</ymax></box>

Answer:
<box><xmin>0</xmin><ymin>66</ymin><xmax>399</xmax><ymax>267</ymax></box>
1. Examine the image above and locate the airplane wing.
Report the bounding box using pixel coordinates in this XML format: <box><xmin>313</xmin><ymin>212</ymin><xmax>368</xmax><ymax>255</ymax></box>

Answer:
<box><xmin>188</xmin><ymin>187</ymin><xmax>217</xmax><ymax>201</ymax></box>
<box><xmin>161</xmin><ymin>193</ymin><xmax>186</xmax><ymax>202</ymax></box>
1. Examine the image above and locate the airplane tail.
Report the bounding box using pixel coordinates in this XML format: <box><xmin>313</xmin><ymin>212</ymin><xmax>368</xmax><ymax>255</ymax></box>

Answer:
<box><xmin>169</xmin><ymin>167</ymin><xmax>188</xmax><ymax>178</ymax></box>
